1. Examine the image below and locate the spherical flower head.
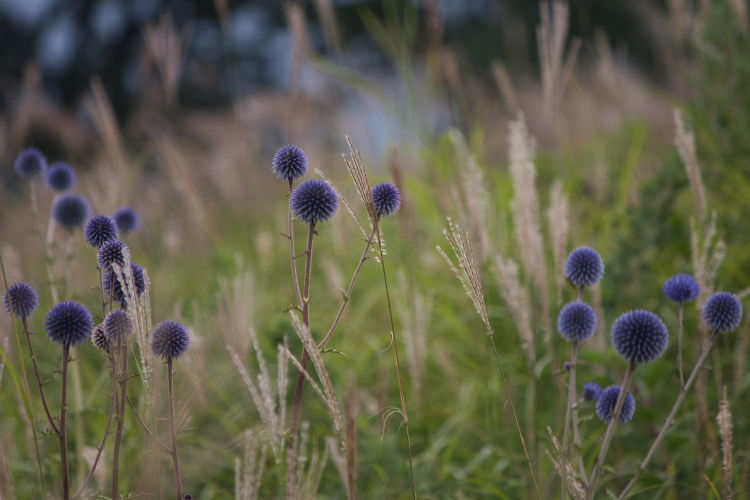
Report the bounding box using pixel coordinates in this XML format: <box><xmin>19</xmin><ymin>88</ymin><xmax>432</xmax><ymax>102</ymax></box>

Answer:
<box><xmin>92</xmin><ymin>325</ymin><xmax>111</xmax><ymax>353</ymax></box>
<box><xmin>663</xmin><ymin>274</ymin><xmax>700</xmax><ymax>303</ymax></box>
<box><xmin>611</xmin><ymin>310</ymin><xmax>669</xmax><ymax>364</ymax></box>
<box><xmin>104</xmin><ymin>262</ymin><xmax>146</xmax><ymax>308</ymax></box>
<box><xmin>152</xmin><ymin>320</ymin><xmax>190</xmax><ymax>360</ymax></box>
<box><xmin>703</xmin><ymin>291</ymin><xmax>743</xmax><ymax>334</ymax></box>
<box><xmin>45</xmin><ymin>162</ymin><xmax>76</xmax><ymax>191</ymax></box>
<box><xmin>4</xmin><ymin>282</ymin><xmax>39</xmax><ymax>319</ymax></box>
<box><xmin>98</xmin><ymin>240</ymin><xmax>129</xmax><ymax>270</ymax></box>
<box><xmin>596</xmin><ymin>385</ymin><xmax>636</xmax><ymax>424</ymax></box>
<box><xmin>53</xmin><ymin>193</ymin><xmax>91</xmax><ymax>230</ymax></box>
<box><xmin>104</xmin><ymin>310</ymin><xmax>133</xmax><ymax>343</ymax></box>
<box><xmin>85</xmin><ymin>215</ymin><xmax>120</xmax><ymax>248</ymax></box>
<box><xmin>565</xmin><ymin>247</ymin><xmax>604</xmax><ymax>288</ymax></box>
<box><xmin>557</xmin><ymin>302</ymin><xmax>597</xmax><ymax>342</ymax></box>
<box><xmin>14</xmin><ymin>148</ymin><xmax>47</xmax><ymax>178</ymax></box>
<box><xmin>272</xmin><ymin>145</ymin><xmax>308</xmax><ymax>182</ymax></box>
<box><xmin>583</xmin><ymin>382</ymin><xmax>602</xmax><ymax>401</ymax></box>
<box><xmin>113</xmin><ymin>206</ymin><xmax>140</xmax><ymax>233</ymax></box>
<box><xmin>291</xmin><ymin>179</ymin><xmax>338</xmax><ymax>225</ymax></box>
<box><xmin>45</xmin><ymin>301</ymin><xmax>93</xmax><ymax>347</ymax></box>
<box><xmin>371</xmin><ymin>182</ymin><xmax>401</xmax><ymax>218</ymax></box>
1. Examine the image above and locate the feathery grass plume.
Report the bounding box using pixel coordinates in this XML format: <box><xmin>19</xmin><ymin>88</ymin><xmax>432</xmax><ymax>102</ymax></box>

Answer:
<box><xmin>227</xmin><ymin>330</ymin><xmax>288</xmax><ymax>460</ymax></box>
<box><xmin>143</xmin><ymin>15</ymin><xmax>184</xmax><ymax>107</ymax></box>
<box><xmin>53</xmin><ymin>193</ymin><xmax>91</xmax><ymax>230</ymax></box>
<box><xmin>397</xmin><ymin>273</ymin><xmax>431</xmax><ymax>398</ymax></box>
<box><xmin>717</xmin><ymin>386</ymin><xmax>734</xmax><ymax>500</ymax></box>
<box><xmin>273</xmin><ymin>145</ymin><xmax>309</xmax><ymax>183</ymax></box>
<box><xmin>14</xmin><ymin>148</ymin><xmax>47</xmax><ymax>178</ymax></box>
<box><xmin>595</xmin><ymin>385</ymin><xmax>636</xmax><ymax>424</ymax></box>
<box><xmin>438</xmin><ymin>217</ymin><xmax>541</xmax><ymax>498</ymax></box>
<box><xmin>492</xmin><ymin>255</ymin><xmax>536</xmax><ymax>364</ymax></box>
<box><xmin>45</xmin><ymin>162</ymin><xmax>76</xmax><ymax>191</ymax></box>
<box><xmin>341</xmin><ymin>136</ymin><xmax>377</xmax><ymax>224</ymax></box>
<box><xmin>508</xmin><ymin>114</ymin><xmax>551</xmax><ymax>340</ymax></box>
<box><xmin>547</xmin><ymin>181</ymin><xmax>570</xmax><ymax>304</ymax></box>
<box><xmin>546</xmin><ymin>427</ymin><xmax>586</xmax><ymax>500</ymax></box>
<box><xmin>217</xmin><ymin>267</ymin><xmax>257</xmax><ymax>357</ymax></box>
<box><xmin>491</xmin><ymin>61</ymin><xmax>519</xmax><ymax>113</ymax></box>
<box><xmin>234</xmin><ymin>430</ymin><xmax>267</xmax><ymax>500</ymax></box>
<box><xmin>454</xmin><ymin>140</ymin><xmax>491</xmax><ymax>263</ymax></box>
<box><xmin>113</xmin><ymin>207</ymin><xmax>140</xmax><ymax>233</ymax></box>
<box><xmin>690</xmin><ymin>212</ymin><xmax>726</xmax><ymax>306</ymax></box>
<box><xmin>3</xmin><ymin>283</ymin><xmax>38</xmax><ymax>319</ymax></box>
<box><xmin>97</xmin><ymin>240</ymin><xmax>128</xmax><ymax>271</ymax></box>
<box><xmin>674</xmin><ymin>108</ymin><xmax>707</xmax><ymax>222</ymax></box>
<box><xmin>537</xmin><ymin>1</ymin><xmax>581</xmax><ymax>130</ymax></box>
<box><xmin>86</xmin><ymin>78</ymin><xmax>129</xmax><ymax>172</ymax></box>
<box><xmin>104</xmin><ymin>262</ymin><xmax>145</xmax><ymax>308</ymax></box>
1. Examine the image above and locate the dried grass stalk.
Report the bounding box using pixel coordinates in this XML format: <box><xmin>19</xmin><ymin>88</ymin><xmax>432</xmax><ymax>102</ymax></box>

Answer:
<box><xmin>674</xmin><ymin>108</ymin><xmax>707</xmax><ymax>222</ymax></box>
<box><xmin>492</xmin><ymin>256</ymin><xmax>536</xmax><ymax>365</ymax></box>
<box><xmin>547</xmin><ymin>180</ymin><xmax>570</xmax><ymax>305</ymax></box>
<box><xmin>717</xmin><ymin>386</ymin><xmax>734</xmax><ymax>500</ymax></box>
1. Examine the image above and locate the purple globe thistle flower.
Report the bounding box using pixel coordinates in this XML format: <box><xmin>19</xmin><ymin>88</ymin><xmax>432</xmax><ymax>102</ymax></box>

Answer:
<box><xmin>92</xmin><ymin>325</ymin><xmax>111</xmax><ymax>353</ymax></box>
<box><xmin>611</xmin><ymin>310</ymin><xmax>669</xmax><ymax>364</ymax></box>
<box><xmin>557</xmin><ymin>302</ymin><xmax>597</xmax><ymax>342</ymax></box>
<box><xmin>663</xmin><ymin>274</ymin><xmax>700</xmax><ymax>303</ymax></box>
<box><xmin>14</xmin><ymin>148</ymin><xmax>47</xmax><ymax>178</ymax></box>
<box><xmin>583</xmin><ymin>382</ymin><xmax>602</xmax><ymax>401</ymax></box>
<box><xmin>703</xmin><ymin>291</ymin><xmax>743</xmax><ymax>334</ymax></box>
<box><xmin>104</xmin><ymin>262</ymin><xmax>146</xmax><ymax>308</ymax></box>
<box><xmin>272</xmin><ymin>145</ymin><xmax>308</xmax><ymax>183</ymax></box>
<box><xmin>565</xmin><ymin>247</ymin><xmax>604</xmax><ymax>288</ymax></box>
<box><xmin>84</xmin><ymin>215</ymin><xmax>119</xmax><ymax>248</ymax></box>
<box><xmin>45</xmin><ymin>162</ymin><xmax>76</xmax><ymax>191</ymax></box>
<box><xmin>52</xmin><ymin>193</ymin><xmax>91</xmax><ymax>230</ymax></box>
<box><xmin>104</xmin><ymin>310</ymin><xmax>133</xmax><ymax>343</ymax></box>
<box><xmin>595</xmin><ymin>385</ymin><xmax>636</xmax><ymax>424</ymax></box>
<box><xmin>113</xmin><ymin>207</ymin><xmax>140</xmax><ymax>233</ymax></box>
<box><xmin>371</xmin><ymin>182</ymin><xmax>401</xmax><ymax>218</ymax></box>
<box><xmin>97</xmin><ymin>240</ymin><xmax>129</xmax><ymax>270</ymax></box>
<box><xmin>291</xmin><ymin>179</ymin><xmax>338</xmax><ymax>225</ymax></box>
<box><xmin>45</xmin><ymin>301</ymin><xmax>93</xmax><ymax>347</ymax></box>
<box><xmin>152</xmin><ymin>320</ymin><xmax>190</xmax><ymax>360</ymax></box>
<box><xmin>4</xmin><ymin>282</ymin><xmax>39</xmax><ymax>319</ymax></box>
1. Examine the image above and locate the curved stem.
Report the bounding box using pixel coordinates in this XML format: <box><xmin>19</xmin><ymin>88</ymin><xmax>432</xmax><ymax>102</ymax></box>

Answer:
<box><xmin>60</xmin><ymin>345</ymin><xmax>71</xmax><ymax>500</ymax></box>
<box><xmin>124</xmin><ymin>395</ymin><xmax>171</xmax><ymax>453</ymax></box>
<box><xmin>585</xmin><ymin>362</ymin><xmax>636</xmax><ymax>499</ymax></box>
<box><xmin>617</xmin><ymin>334</ymin><xmax>717</xmax><ymax>499</ymax></box>
<box><xmin>376</xmin><ymin>224</ymin><xmax>416</xmax><ymax>500</ymax></box>
<box><xmin>22</xmin><ymin>318</ymin><xmax>60</xmax><ymax>434</ymax></box>
<box><xmin>168</xmin><ymin>359</ymin><xmax>183</xmax><ymax>499</ymax></box>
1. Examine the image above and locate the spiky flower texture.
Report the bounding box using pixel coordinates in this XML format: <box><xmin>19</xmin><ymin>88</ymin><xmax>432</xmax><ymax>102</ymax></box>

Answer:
<box><xmin>272</xmin><ymin>145</ymin><xmax>308</xmax><ymax>182</ymax></box>
<box><xmin>583</xmin><ymin>382</ymin><xmax>602</xmax><ymax>401</ymax></box>
<box><xmin>85</xmin><ymin>215</ymin><xmax>119</xmax><ymax>248</ymax></box>
<box><xmin>104</xmin><ymin>262</ymin><xmax>146</xmax><ymax>308</ymax></box>
<box><xmin>4</xmin><ymin>282</ymin><xmax>39</xmax><ymax>319</ymax></box>
<box><xmin>611</xmin><ymin>310</ymin><xmax>669</xmax><ymax>364</ymax></box>
<box><xmin>703</xmin><ymin>292</ymin><xmax>743</xmax><ymax>334</ymax></box>
<box><xmin>53</xmin><ymin>193</ymin><xmax>91</xmax><ymax>230</ymax></box>
<box><xmin>45</xmin><ymin>162</ymin><xmax>76</xmax><ymax>191</ymax></box>
<box><xmin>291</xmin><ymin>179</ymin><xmax>338</xmax><ymax>225</ymax></box>
<box><xmin>92</xmin><ymin>326</ymin><xmax>111</xmax><ymax>353</ymax></box>
<box><xmin>663</xmin><ymin>274</ymin><xmax>700</xmax><ymax>303</ymax></box>
<box><xmin>98</xmin><ymin>240</ymin><xmax>129</xmax><ymax>270</ymax></box>
<box><xmin>15</xmin><ymin>148</ymin><xmax>47</xmax><ymax>178</ymax></box>
<box><xmin>152</xmin><ymin>320</ymin><xmax>190</xmax><ymax>360</ymax></box>
<box><xmin>113</xmin><ymin>207</ymin><xmax>140</xmax><ymax>233</ymax></box>
<box><xmin>45</xmin><ymin>301</ymin><xmax>93</xmax><ymax>347</ymax></box>
<box><xmin>371</xmin><ymin>182</ymin><xmax>401</xmax><ymax>218</ymax></box>
<box><xmin>557</xmin><ymin>301</ymin><xmax>597</xmax><ymax>342</ymax></box>
<box><xmin>565</xmin><ymin>247</ymin><xmax>604</xmax><ymax>288</ymax></box>
<box><xmin>104</xmin><ymin>310</ymin><xmax>133</xmax><ymax>343</ymax></box>
<box><xmin>596</xmin><ymin>385</ymin><xmax>636</xmax><ymax>424</ymax></box>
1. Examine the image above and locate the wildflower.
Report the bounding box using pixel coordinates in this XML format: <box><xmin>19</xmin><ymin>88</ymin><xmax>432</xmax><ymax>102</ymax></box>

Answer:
<box><xmin>14</xmin><ymin>148</ymin><xmax>47</xmax><ymax>178</ymax></box>
<box><xmin>152</xmin><ymin>320</ymin><xmax>190</xmax><ymax>360</ymax></box>
<box><xmin>557</xmin><ymin>301</ymin><xmax>597</xmax><ymax>342</ymax></box>
<box><xmin>565</xmin><ymin>247</ymin><xmax>604</xmax><ymax>288</ymax></box>
<box><xmin>104</xmin><ymin>310</ymin><xmax>133</xmax><ymax>343</ymax></box>
<box><xmin>97</xmin><ymin>240</ymin><xmax>129</xmax><ymax>270</ymax></box>
<box><xmin>291</xmin><ymin>179</ymin><xmax>338</xmax><ymax>225</ymax></box>
<box><xmin>53</xmin><ymin>193</ymin><xmax>91</xmax><ymax>230</ymax></box>
<box><xmin>3</xmin><ymin>282</ymin><xmax>39</xmax><ymax>319</ymax></box>
<box><xmin>92</xmin><ymin>325</ymin><xmax>111</xmax><ymax>353</ymax></box>
<box><xmin>703</xmin><ymin>292</ymin><xmax>743</xmax><ymax>334</ymax></box>
<box><xmin>113</xmin><ymin>206</ymin><xmax>140</xmax><ymax>233</ymax></box>
<box><xmin>85</xmin><ymin>215</ymin><xmax>119</xmax><ymax>248</ymax></box>
<box><xmin>272</xmin><ymin>145</ymin><xmax>308</xmax><ymax>182</ymax></box>
<box><xmin>45</xmin><ymin>301</ymin><xmax>93</xmax><ymax>346</ymax></box>
<box><xmin>45</xmin><ymin>162</ymin><xmax>76</xmax><ymax>191</ymax></box>
<box><xmin>583</xmin><ymin>382</ymin><xmax>602</xmax><ymax>401</ymax></box>
<box><xmin>596</xmin><ymin>385</ymin><xmax>636</xmax><ymax>424</ymax></box>
<box><xmin>103</xmin><ymin>262</ymin><xmax>146</xmax><ymax>308</ymax></box>
<box><xmin>371</xmin><ymin>182</ymin><xmax>401</xmax><ymax>218</ymax></box>
<box><xmin>663</xmin><ymin>274</ymin><xmax>700</xmax><ymax>303</ymax></box>
<box><xmin>611</xmin><ymin>310</ymin><xmax>669</xmax><ymax>364</ymax></box>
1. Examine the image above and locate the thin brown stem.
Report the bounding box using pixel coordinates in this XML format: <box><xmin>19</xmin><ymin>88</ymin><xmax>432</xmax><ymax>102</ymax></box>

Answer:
<box><xmin>561</xmin><ymin>341</ymin><xmax>579</xmax><ymax>498</ymax></box>
<box><xmin>585</xmin><ymin>362</ymin><xmax>636</xmax><ymax>500</ymax></box>
<box><xmin>289</xmin><ymin>180</ymin><xmax>303</xmax><ymax>307</ymax></box>
<box><xmin>124</xmin><ymin>395</ymin><xmax>171</xmax><ymax>453</ymax></box>
<box><xmin>677</xmin><ymin>304</ymin><xmax>685</xmax><ymax>387</ymax></box>
<box><xmin>60</xmin><ymin>345</ymin><xmax>71</xmax><ymax>500</ymax></box>
<box><xmin>617</xmin><ymin>334</ymin><xmax>717</xmax><ymax>499</ymax></box>
<box><xmin>21</xmin><ymin>318</ymin><xmax>60</xmax><ymax>435</ymax></box>
<box><xmin>111</xmin><ymin>339</ymin><xmax>129</xmax><ymax>499</ymax></box>
<box><xmin>168</xmin><ymin>359</ymin><xmax>183</xmax><ymax>499</ymax></box>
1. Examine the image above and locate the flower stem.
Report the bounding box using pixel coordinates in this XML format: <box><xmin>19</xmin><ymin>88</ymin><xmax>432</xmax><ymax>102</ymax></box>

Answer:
<box><xmin>616</xmin><ymin>333</ymin><xmax>717</xmax><ymax>499</ymax></box>
<box><xmin>111</xmin><ymin>338</ymin><xmax>129</xmax><ymax>499</ymax></box>
<box><xmin>585</xmin><ymin>361</ymin><xmax>636</xmax><ymax>500</ymax></box>
<box><xmin>60</xmin><ymin>345</ymin><xmax>71</xmax><ymax>500</ymax></box>
<box><xmin>677</xmin><ymin>303</ymin><xmax>685</xmax><ymax>387</ymax></box>
<box><xmin>22</xmin><ymin>318</ymin><xmax>60</xmax><ymax>434</ymax></box>
<box><xmin>561</xmin><ymin>340</ymin><xmax>579</xmax><ymax>498</ymax></box>
<box><xmin>288</xmin><ymin>180</ymin><xmax>303</xmax><ymax>307</ymax></box>
<box><xmin>168</xmin><ymin>358</ymin><xmax>183</xmax><ymax>499</ymax></box>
